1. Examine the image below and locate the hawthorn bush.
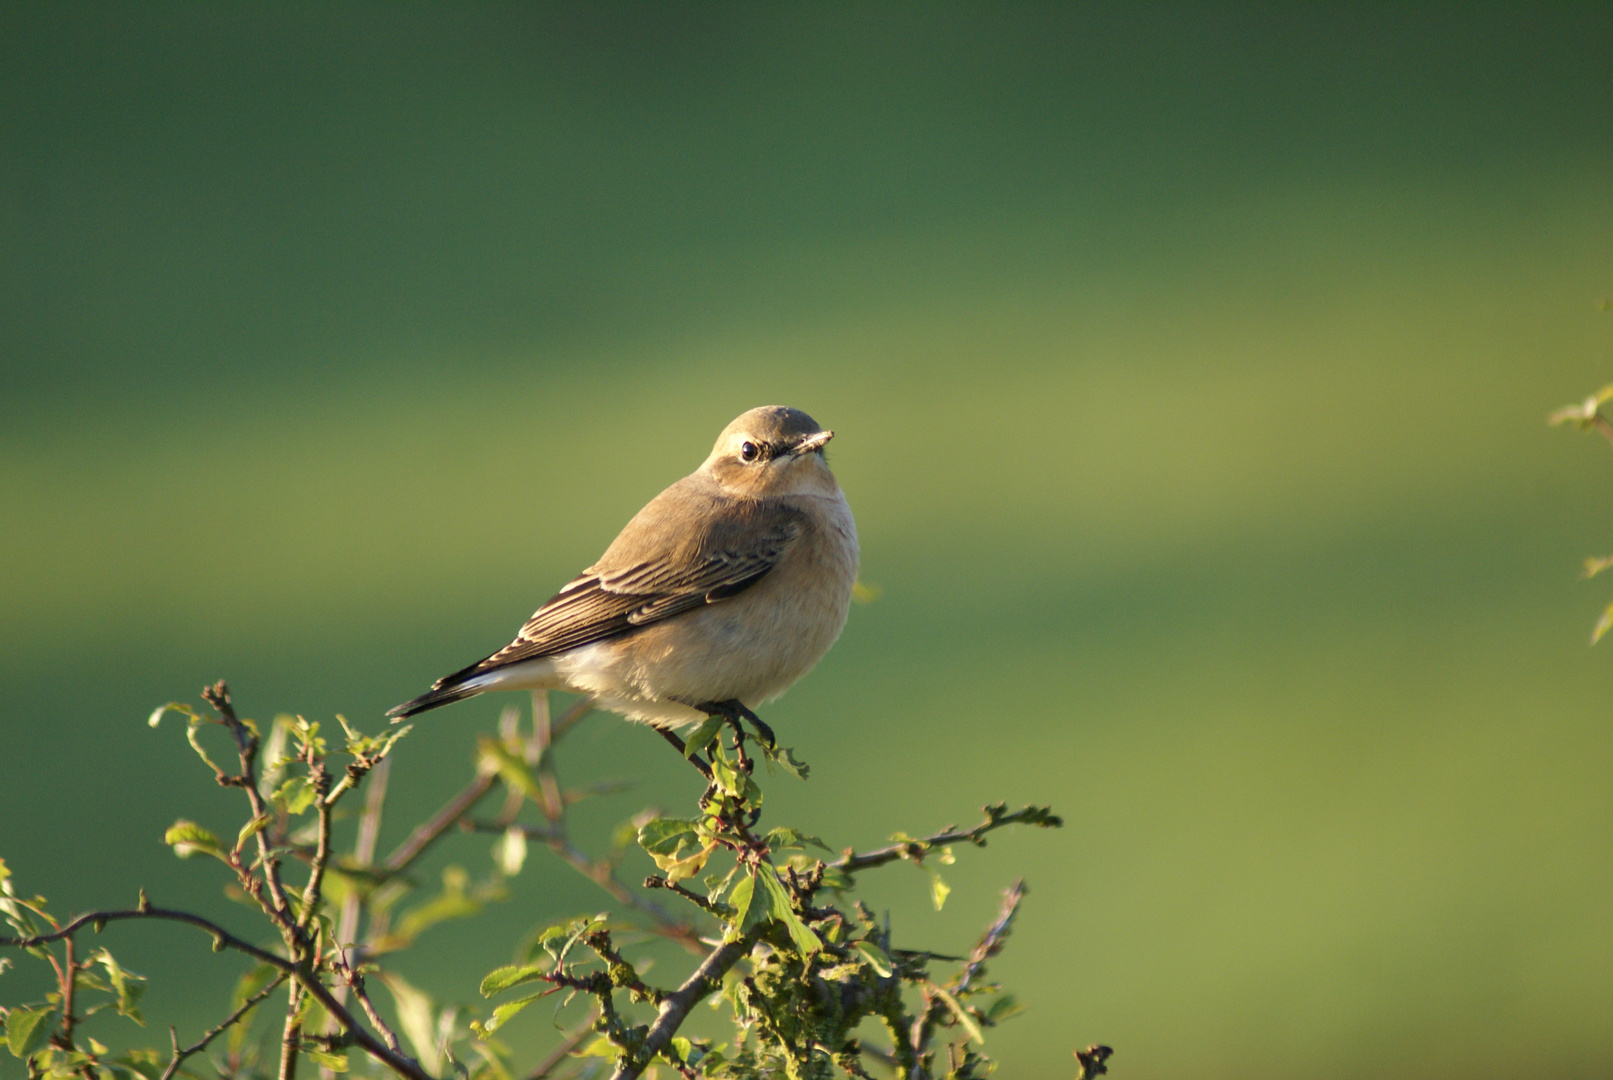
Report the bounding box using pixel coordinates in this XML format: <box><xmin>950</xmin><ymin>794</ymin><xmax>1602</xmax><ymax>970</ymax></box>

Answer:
<box><xmin>2</xmin><ymin>683</ymin><xmax>1108</xmax><ymax>1080</ymax></box>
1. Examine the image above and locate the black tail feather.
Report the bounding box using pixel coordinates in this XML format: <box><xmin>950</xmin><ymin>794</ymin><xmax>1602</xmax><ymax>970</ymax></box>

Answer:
<box><xmin>386</xmin><ymin>678</ymin><xmax>482</xmax><ymax>721</ymax></box>
<box><xmin>389</xmin><ymin>650</ymin><xmax>518</xmax><ymax>721</ymax></box>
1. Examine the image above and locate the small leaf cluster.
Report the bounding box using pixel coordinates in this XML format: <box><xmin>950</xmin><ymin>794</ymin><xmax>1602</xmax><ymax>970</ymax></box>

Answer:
<box><xmin>1</xmin><ymin>860</ymin><xmax>156</xmax><ymax>1080</ymax></box>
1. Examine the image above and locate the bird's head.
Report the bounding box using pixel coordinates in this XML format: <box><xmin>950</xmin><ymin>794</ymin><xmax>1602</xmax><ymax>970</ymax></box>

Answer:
<box><xmin>703</xmin><ymin>406</ymin><xmax>838</xmax><ymax>497</ymax></box>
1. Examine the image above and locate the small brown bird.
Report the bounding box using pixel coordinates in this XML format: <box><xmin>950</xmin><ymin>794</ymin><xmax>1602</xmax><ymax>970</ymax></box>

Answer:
<box><xmin>389</xmin><ymin>407</ymin><xmax>858</xmax><ymax>746</ymax></box>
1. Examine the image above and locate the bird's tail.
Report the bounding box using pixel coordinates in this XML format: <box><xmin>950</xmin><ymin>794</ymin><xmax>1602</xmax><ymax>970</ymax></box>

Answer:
<box><xmin>386</xmin><ymin>659</ymin><xmax>489</xmax><ymax>721</ymax></box>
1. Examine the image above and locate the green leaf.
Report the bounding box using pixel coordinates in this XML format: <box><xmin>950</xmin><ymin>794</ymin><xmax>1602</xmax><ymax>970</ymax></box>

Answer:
<box><xmin>727</xmin><ymin>872</ymin><xmax>759</xmax><ymax>939</ymax></box>
<box><xmin>1594</xmin><ymin>600</ymin><xmax>1613</xmax><ymax>645</ymax></box>
<box><xmin>703</xmin><ymin>866</ymin><xmax>739</xmax><ymax>904</ymax></box>
<box><xmin>663</xmin><ymin>1037</ymin><xmax>693</xmax><ymax>1066</ymax></box>
<box><xmin>163</xmin><ymin>820</ymin><xmax>227</xmax><ymax>861</ymax></box>
<box><xmin>109</xmin><ymin>1052</ymin><xmax>163</xmax><ymax>1080</ymax></box>
<box><xmin>570</xmin><ymin>1036</ymin><xmax>621</xmax><ymax>1060</ymax></box>
<box><xmin>476</xmin><ymin>738</ymin><xmax>542</xmax><ymax>802</ymax></box>
<box><xmin>371</xmin><ymin>867</ymin><xmax>483</xmax><ymax>953</ymax></box>
<box><xmin>146</xmin><ymin>702</ymin><xmax>199</xmax><ymax>729</ymax></box>
<box><xmin>682</xmin><ymin>716</ymin><xmax>723</xmax><ymax>759</ymax></box>
<box><xmin>983</xmin><ymin>994</ymin><xmax>1026</xmax><ymax>1024</ymax></box>
<box><xmin>852</xmin><ymin>941</ymin><xmax>893</xmax><ymax>977</ymax></box>
<box><xmin>228</xmin><ymin>964</ymin><xmax>279</xmax><ymax>1053</ymax></box>
<box><xmin>930</xmin><ymin>984</ymin><xmax>983</xmax><ymax>1044</ymax></box>
<box><xmin>555</xmin><ymin>914</ymin><xmax>606</xmax><ymax>965</ymax></box>
<box><xmin>377</xmin><ymin>970</ymin><xmax>440</xmax><ymax>1075</ymax></box>
<box><xmin>184</xmin><ymin>723</ymin><xmax>226</xmax><ymax>776</ymax></box>
<box><xmin>531</xmin><ymin>923</ymin><xmax>572</xmax><ymax>962</ymax></box>
<box><xmin>756</xmin><ymin>867</ymin><xmax>821</xmax><ymax>954</ymax></box>
<box><xmin>304</xmin><ymin>1049</ymin><xmax>348</xmax><ymax>1071</ymax></box>
<box><xmin>482</xmin><ymin>992</ymin><xmax>547</xmax><ymax>1034</ymax></box>
<box><xmin>763</xmin><ymin>827</ymin><xmax>831</xmax><ymax>854</ymax></box>
<box><xmin>637</xmin><ymin>818</ymin><xmax>709</xmax><ymax>879</ymax></box>
<box><xmin>235</xmin><ymin>814</ymin><xmax>273</xmax><ymax>852</ymax></box>
<box><xmin>709</xmin><ymin>754</ymin><xmax>745</xmax><ymax>800</ymax></box>
<box><xmin>93</xmin><ymin>950</ymin><xmax>147</xmax><ymax>1026</ymax></box>
<box><xmin>6</xmin><ymin>1006</ymin><xmax>53</xmax><ymax>1059</ymax></box>
<box><xmin>760</xmin><ymin>744</ymin><xmax>810</xmax><ymax>781</ymax></box>
<box><xmin>271</xmin><ymin>776</ymin><xmax>317</xmax><ymax>816</ymax></box>
<box><xmin>926</xmin><ymin>867</ymin><xmax>951</xmax><ymax>911</ymax></box>
<box><xmin>478</xmin><ymin>965</ymin><xmax>548</xmax><ymax>997</ymax></box>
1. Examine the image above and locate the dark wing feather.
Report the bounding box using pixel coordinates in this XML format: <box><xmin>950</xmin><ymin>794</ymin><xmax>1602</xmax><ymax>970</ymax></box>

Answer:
<box><xmin>462</xmin><ymin>482</ymin><xmax>806</xmax><ymax>677</ymax></box>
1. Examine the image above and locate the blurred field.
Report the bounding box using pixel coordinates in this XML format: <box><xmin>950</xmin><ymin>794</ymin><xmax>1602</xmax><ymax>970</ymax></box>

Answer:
<box><xmin>4</xmin><ymin>5</ymin><xmax>1613</xmax><ymax>1079</ymax></box>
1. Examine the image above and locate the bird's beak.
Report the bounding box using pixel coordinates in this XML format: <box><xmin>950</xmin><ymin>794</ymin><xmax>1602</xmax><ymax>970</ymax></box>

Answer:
<box><xmin>792</xmin><ymin>430</ymin><xmax>834</xmax><ymax>456</ymax></box>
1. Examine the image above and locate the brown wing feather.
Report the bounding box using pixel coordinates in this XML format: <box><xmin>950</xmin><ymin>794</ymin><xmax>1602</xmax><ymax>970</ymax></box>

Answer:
<box><xmin>462</xmin><ymin>478</ymin><xmax>805</xmax><ymax>677</ymax></box>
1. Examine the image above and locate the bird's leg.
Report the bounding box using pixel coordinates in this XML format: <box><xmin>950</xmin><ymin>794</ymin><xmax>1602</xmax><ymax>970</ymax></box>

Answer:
<box><xmin>654</xmin><ymin>726</ymin><xmax>713</xmax><ymax>782</ymax></box>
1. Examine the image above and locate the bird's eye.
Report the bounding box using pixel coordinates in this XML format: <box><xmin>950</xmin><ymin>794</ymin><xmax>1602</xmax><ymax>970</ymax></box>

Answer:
<box><xmin>739</xmin><ymin>441</ymin><xmax>760</xmax><ymax>462</ymax></box>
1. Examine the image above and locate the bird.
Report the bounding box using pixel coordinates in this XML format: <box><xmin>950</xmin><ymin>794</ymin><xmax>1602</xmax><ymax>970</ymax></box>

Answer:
<box><xmin>388</xmin><ymin>406</ymin><xmax>858</xmax><ymax>758</ymax></box>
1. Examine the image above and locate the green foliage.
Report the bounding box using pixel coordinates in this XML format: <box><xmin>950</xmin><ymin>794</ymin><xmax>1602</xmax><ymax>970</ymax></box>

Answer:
<box><xmin>2</xmin><ymin>685</ymin><xmax>1090</xmax><ymax>1080</ymax></box>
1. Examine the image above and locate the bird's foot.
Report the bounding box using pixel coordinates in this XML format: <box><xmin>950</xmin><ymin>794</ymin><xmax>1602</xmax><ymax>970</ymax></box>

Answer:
<box><xmin>695</xmin><ymin>699</ymin><xmax>777</xmax><ymax>753</ymax></box>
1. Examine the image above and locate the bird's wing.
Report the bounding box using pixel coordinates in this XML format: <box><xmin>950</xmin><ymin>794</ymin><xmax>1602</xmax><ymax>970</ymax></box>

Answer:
<box><xmin>454</xmin><ymin>483</ymin><xmax>806</xmax><ymax>680</ymax></box>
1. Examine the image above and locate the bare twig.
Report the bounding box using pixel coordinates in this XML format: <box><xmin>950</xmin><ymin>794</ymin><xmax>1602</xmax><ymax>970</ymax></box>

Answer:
<box><xmin>955</xmin><ymin>879</ymin><xmax>1024</xmax><ymax>995</ymax></box>
<box><xmin>383</xmin><ymin>773</ymin><xmax>498</xmax><ymax>874</ymax></box>
<box><xmin>160</xmin><ymin>971</ymin><xmax>289</xmax><ymax>1080</ymax></box>
<box><xmin>52</xmin><ymin>935</ymin><xmax>78</xmax><ymax>1052</ymax></box>
<box><xmin>201</xmin><ymin>683</ymin><xmax>308</xmax><ymax>952</ymax></box>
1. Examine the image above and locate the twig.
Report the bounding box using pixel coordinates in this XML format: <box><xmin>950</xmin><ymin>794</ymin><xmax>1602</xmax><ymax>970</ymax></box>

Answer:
<box><xmin>202</xmin><ymin>683</ymin><xmax>308</xmax><ymax>951</ymax></box>
<box><xmin>336</xmin><ymin>756</ymin><xmax>390</xmax><ymax>985</ymax></box>
<box><xmin>382</xmin><ymin>773</ymin><xmax>498</xmax><ymax>874</ymax></box>
<box><xmin>605</xmin><ymin>929</ymin><xmax>763</xmax><ymax>1080</ymax></box>
<box><xmin>833</xmin><ymin>805</ymin><xmax>1061</xmax><ymax>874</ymax></box>
<box><xmin>955</xmin><ymin>879</ymin><xmax>1023</xmax><ymax>995</ymax></box>
<box><xmin>297</xmin><ymin>766</ymin><xmax>334</xmax><ymax>933</ymax></box>
<box><xmin>53</xmin><ymin>935</ymin><xmax>78</xmax><ymax>1052</ymax></box>
<box><xmin>642</xmin><ymin>876</ymin><xmax>729</xmax><ymax>919</ymax></box>
<box><xmin>160</xmin><ymin>971</ymin><xmax>289</xmax><ymax>1080</ymax></box>
<box><xmin>345</xmin><ymin>974</ymin><xmax>405</xmax><ymax>1055</ymax></box>
<box><xmin>279</xmin><ymin>981</ymin><xmax>303</xmax><ymax>1080</ymax></box>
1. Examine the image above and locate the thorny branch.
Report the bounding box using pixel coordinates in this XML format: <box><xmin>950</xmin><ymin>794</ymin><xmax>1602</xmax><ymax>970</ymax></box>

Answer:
<box><xmin>832</xmin><ymin>803</ymin><xmax>1062</xmax><ymax>874</ymax></box>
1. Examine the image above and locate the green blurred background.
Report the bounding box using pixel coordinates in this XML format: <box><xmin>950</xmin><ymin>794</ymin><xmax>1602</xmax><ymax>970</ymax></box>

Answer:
<box><xmin>4</xmin><ymin>3</ymin><xmax>1612</xmax><ymax>1077</ymax></box>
